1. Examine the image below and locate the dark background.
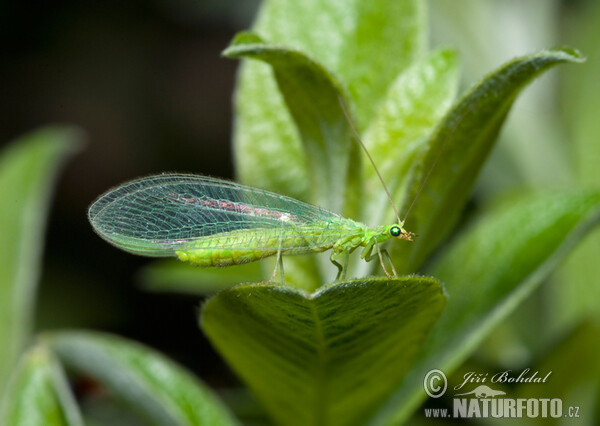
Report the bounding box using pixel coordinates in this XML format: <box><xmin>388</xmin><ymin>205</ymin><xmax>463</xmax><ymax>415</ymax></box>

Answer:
<box><xmin>1</xmin><ymin>0</ymin><xmax>259</xmax><ymax>385</ymax></box>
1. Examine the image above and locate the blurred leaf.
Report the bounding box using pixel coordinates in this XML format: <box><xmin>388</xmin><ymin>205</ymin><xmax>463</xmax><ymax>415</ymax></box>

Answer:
<box><xmin>139</xmin><ymin>259</ymin><xmax>263</xmax><ymax>295</ymax></box>
<box><xmin>218</xmin><ymin>388</ymin><xmax>270</xmax><ymax>426</ymax></box>
<box><xmin>371</xmin><ymin>190</ymin><xmax>600</xmax><ymax>424</ymax></box>
<box><xmin>557</xmin><ymin>229</ymin><xmax>600</xmax><ymax>329</ymax></box>
<box><xmin>80</xmin><ymin>392</ymin><xmax>148</xmax><ymax>426</ymax></box>
<box><xmin>596</xmin><ymin>383</ymin><xmax>600</xmax><ymax>425</ymax></box>
<box><xmin>393</xmin><ymin>48</ymin><xmax>585</xmax><ymax>274</ymax></box>
<box><xmin>564</xmin><ymin>5</ymin><xmax>600</xmax><ymax>189</ymax></box>
<box><xmin>361</xmin><ymin>47</ymin><xmax>459</xmax><ymax>228</ymax></box>
<box><xmin>254</xmin><ymin>0</ymin><xmax>425</xmax><ymax>126</ymax></box>
<box><xmin>233</xmin><ymin>0</ymin><xmax>424</xmax><ymax>200</ymax></box>
<box><xmin>47</xmin><ymin>331</ymin><xmax>239</xmax><ymax>426</ymax></box>
<box><xmin>515</xmin><ymin>321</ymin><xmax>600</xmax><ymax>425</ymax></box>
<box><xmin>225</xmin><ymin>32</ymin><xmax>360</xmax><ymax>216</ymax></box>
<box><xmin>0</xmin><ymin>127</ymin><xmax>83</xmax><ymax>393</ymax></box>
<box><xmin>201</xmin><ymin>277</ymin><xmax>446</xmax><ymax>426</ymax></box>
<box><xmin>429</xmin><ymin>1</ymin><xmax>568</xmax><ymax>190</ymax></box>
<box><xmin>555</xmin><ymin>0</ymin><xmax>600</xmax><ymax>330</ymax></box>
<box><xmin>0</xmin><ymin>345</ymin><xmax>83</xmax><ymax>426</ymax></box>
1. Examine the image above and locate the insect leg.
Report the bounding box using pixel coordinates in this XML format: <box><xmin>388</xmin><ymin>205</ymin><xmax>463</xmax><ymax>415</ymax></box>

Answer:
<box><xmin>380</xmin><ymin>248</ymin><xmax>398</xmax><ymax>276</ymax></box>
<box><xmin>365</xmin><ymin>242</ymin><xmax>395</xmax><ymax>278</ymax></box>
<box><xmin>278</xmin><ymin>250</ymin><xmax>285</xmax><ymax>285</ymax></box>
<box><xmin>376</xmin><ymin>243</ymin><xmax>392</xmax><ymax>278</ymax></box>
<box><xmin>339</xmin><ymin>251</ymin><xmax>350</xmax><ymax>281</ymax></box>
<box><xmin>330</xmin><ymin>250</ymin><xmax>349</xmax><ymax>281</ymax></box>
<box><xmin>330</xmin><ymin>256</ymin><xmax>343</xmax><ymax>280</ymax></box>
<box><xmin>268</xmin><ymin>236</ymin><xmax>286</xmax><ymax>285</ymax></box>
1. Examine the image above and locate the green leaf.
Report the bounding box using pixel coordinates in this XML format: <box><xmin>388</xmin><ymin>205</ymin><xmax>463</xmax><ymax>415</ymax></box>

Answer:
<box><xmin>253</xmin><ymin>0</ymin><xmax>425</xmax><ymax>127</ymax></box>
<box><xmin>201</xmin><ymin>277</ymin><xmax>446</xmax><ymax>426</ymax></box>
<box><xmin>139</xmin><ymin>259</ymin><xmax>264</xmax><ymax>295</ymax></box>
<box><xmin>429</xmin><ymin>2</ymin><xmax>569</xmax><ymax>189</ymax></box>
<box><xmin>0</xmin><ymin>345</ymin><xmax>83</xmax><ymax>426</ymax></box>
<box><xmin>47</xmin><ymin>331</ymin><xmax>239</xmax><ymax>426</ymax></box>
<box><xmin>515</xmin><ymin>321</ymin><xmax>600</xmax><ymax>425</ymax></box>
<box><xmin>361</xmin><ymin>47</ymin><xmax>459</xmax><ymax>228</ymax></box>
<box><xmin>555</xmin><ymin>1</ymin><xmax>600</xmax><ymax>330</ymax></box>
<box><xmin>393</xmin><ymin>48</ymin><xmax>585</xmax><ymax>274</ymax></box>
<box><xmin>233</xmin><ymin>0</ymin><xmax>424</xmax><ymax>201</ymax></box>
<box><xmin>0</xmin><ymin>127</ymin><xmax>83</xmax><ymax>392</ymax></box>
<box><xmin>372</xmin><ymin>190</ymin><xmax>600</xmax><ymax>424</ymax></box>
<box><xmin>564</xmin><ymin>7</ymin><xmax>600</xmax><ymax>189</ymax></box>
<box><xmin>225</xmin><ymin>33</ymin><xmax>360</xmax><ymax>216</ymax></box>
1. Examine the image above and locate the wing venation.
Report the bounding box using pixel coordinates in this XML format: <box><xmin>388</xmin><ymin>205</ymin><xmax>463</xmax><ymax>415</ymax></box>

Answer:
<box><xmin>88</xmin><ymin>174</ymin><xmax>342</xmax><ymax>255</ymax></box>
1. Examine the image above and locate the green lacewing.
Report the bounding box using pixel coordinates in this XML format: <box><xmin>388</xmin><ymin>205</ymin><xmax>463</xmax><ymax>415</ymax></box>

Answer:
<box><xmin>88</xmin><ymin>100</ymin><xmax>418</xmax><ymax>283</ymax></box>
<box><xmin>88</xmin><ymin>174</ymin><xmax>414</xmax><ymax>282</ymax></box>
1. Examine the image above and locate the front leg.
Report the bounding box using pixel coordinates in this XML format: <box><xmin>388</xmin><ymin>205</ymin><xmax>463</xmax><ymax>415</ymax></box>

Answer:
<box><xmin>364</xmin><ymin>242</ymin><xmax>397</xmax><ymax>278</ymax></box>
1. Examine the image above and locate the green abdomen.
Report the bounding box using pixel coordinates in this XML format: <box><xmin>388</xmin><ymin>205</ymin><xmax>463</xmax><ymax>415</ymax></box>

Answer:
<box><xmin>175</xmin><ymin>224</ymin><xmax>346</xmax><ymax>267</ymax></box>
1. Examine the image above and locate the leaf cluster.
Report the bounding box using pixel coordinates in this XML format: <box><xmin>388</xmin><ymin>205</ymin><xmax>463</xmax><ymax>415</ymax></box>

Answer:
<box><xmin>1</xmin><ymin>1</ymin><xmax>600</xmax><ymax>425</ymax></box>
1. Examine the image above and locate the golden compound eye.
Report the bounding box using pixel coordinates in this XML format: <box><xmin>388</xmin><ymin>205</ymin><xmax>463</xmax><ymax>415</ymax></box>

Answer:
<box><xmin>390</xmin><ymin>226</ymin><xmax>401</xmax><ymax>237</ymax></box>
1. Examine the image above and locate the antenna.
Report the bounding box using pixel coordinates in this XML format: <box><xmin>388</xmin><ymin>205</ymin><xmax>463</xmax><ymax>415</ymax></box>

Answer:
<box><xmin>338</xmin><ymin>96</ymin><xmax>403</xmax><ymax>225</ymax></box>
<box><xmin>402</xmin><ymin>144</ymin><xmax>444</xmax><ymax>223</ymax></box>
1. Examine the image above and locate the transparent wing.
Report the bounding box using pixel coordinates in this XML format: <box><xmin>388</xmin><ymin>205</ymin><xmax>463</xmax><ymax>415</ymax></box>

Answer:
<box><xmin>88</xmin><ymin>174</ymin><xmax>341</xmax><ymax>256</ymax></box>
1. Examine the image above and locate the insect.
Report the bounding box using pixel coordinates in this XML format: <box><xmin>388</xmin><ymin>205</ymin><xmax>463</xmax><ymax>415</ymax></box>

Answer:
<box><xmin>88</xmin><ymin>100</ymin><xmax>418</xmax><ymax>284</ymax></box>
<box><xmin>88</xmin><ymin>174</ymin><xmax>414</xmax><ymax>283</ymax></box>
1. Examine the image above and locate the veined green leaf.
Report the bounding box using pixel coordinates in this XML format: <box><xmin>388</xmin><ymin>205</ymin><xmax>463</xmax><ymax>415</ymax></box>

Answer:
<box><xmin>252</xmin><ymin>0</ymin><xmax>425</xmax><ymax>128</ymax></box>
<box><xmin>233</xmin><ymin>0</ymin><xmax>424</xmax><ymax>201</ymax></box>
<box><xmin>0</xmin><ymin>345</ymin><xmax>83</xmax><ymax>426</ymax></box>
<box><xmin>372</xmin><ymin>190</ymin><xmax>600</xmax><ymax>424</ymax></box>
<box><xmin>47</xmin><ymin>331</ymin><xmax>239</xmax><ymax>426</ymax></box>
<box><xmin>225</xmin><ymin>33</ymin><xmax>360</xmax><ymax>217</ymax></box>
<box><xmin>393</xmin><ymin>47</ymin><xmax>585</xmax><ymax>274</ymax></box>
<box><xmin>430</xmin><ymin>1</ymin><xmax>568</xmax><ymax>190</ymax></box>
<box><xmin>0</xmin><ymin>127</ymin><xmax>82</xmax><ymax>393</ymax></box>
<box><xmin>361</xmin><ymin>47</ymin><xmax>459</xmax><ymax>229</ymax></box>
<box><xmin>202</xmin><ymin>277</ymin><xmax>446</xmax><ymax>426</ymax></box>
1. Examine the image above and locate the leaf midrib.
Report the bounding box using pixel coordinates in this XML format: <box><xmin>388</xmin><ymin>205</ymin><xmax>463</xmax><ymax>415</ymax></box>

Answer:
<box><xmin>308</xmin><ymin>300</ymin><xmax>329</xmax><ymax>425</ymax></box>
